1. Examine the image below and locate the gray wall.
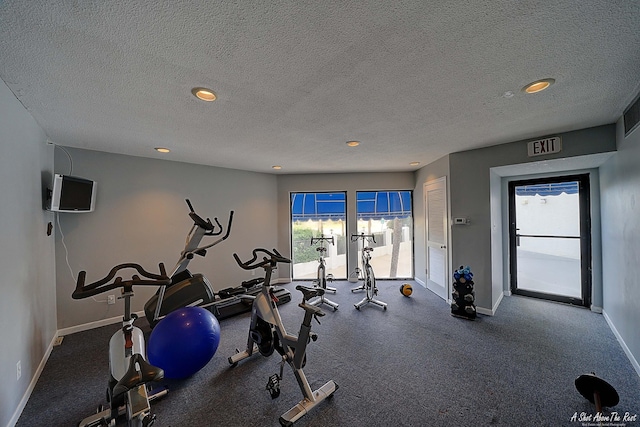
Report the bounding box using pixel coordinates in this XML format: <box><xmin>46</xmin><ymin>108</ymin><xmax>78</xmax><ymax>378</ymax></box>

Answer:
<box><xmin>414</xmin><ymin>125</ymin><xmax>617</xmax><ymax>312</ymax></box>
<box><xmin>54</xmin><ymin>148</ymin><xmax>278</xmax><ymax>330</ymax></box>
<box><xmin>600</xmin><ymin>118</ymin><xmax>640</xmax><ymax>375</ymax></box>
<box><xmin>0</xmin><ymin>80</ymin><xmax>56</xmax><ymax>427</ymax></box>
<box><xmin>450</xmin><ymin>126</ymin><xmax>616</xmax><ymax>311</ymax></box>
<box><xmin>276</xmin><ymin>173</ymin><xmax>415</xmax><ymax>281</ymax></box>
<box><xmin>495</xmin><ymin>165</ymin><xmax>605</xmax><ymax>311</ymax></box>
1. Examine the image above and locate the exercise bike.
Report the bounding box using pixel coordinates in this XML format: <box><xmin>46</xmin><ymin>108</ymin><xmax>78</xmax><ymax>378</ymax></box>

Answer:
<box><xmin>309</xmin><ymin>235</ymin><xmax>339</xmax><ymax>311</ymax></box>
<box><xmin>144</xmin><ymin>199</ymin><xmax>291</xmax><ymax>327</ymax></box>
<box><xmin>350</xmin><ymin>233</ymin><xmax>387</xmax><ymax>310</ymax></box>
<box><xmin>228</xmin><ymin>248</ymin><xmax>338</xmax><ymax>426</ymax></box>
<box><xmin>72</xmin><ymin>263</ymin><xmax>171</xmax><ymax>427</ymax></box>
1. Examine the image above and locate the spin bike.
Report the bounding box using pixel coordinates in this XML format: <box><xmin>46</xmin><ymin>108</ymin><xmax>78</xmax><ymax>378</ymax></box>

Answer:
<box><xmin>73</xmin><ymin>263</ymin><xmax>171</xmax><ymax>427</ymax></box>
<box><xmin>228</xmin><ymin>248</ymin><xmax>339</xmax><ymax>426</ymax></box>
<box><xmin>144</xmin><ymin>199</ymin><xmax>290</xmax><ymax>327</ymax></box>
<box><xmin>350</xmin><ymin>233</ymin><xmax>387</xmax><ymax>310</ymax></box>
<box><xmin>309</xmin><ymin>235</ymin><xmax>338</xmax><ymax>311</ymax></box>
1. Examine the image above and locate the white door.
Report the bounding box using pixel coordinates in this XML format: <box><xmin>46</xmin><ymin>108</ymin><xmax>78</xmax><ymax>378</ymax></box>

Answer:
<box><xmin>424</xmin><ymin>177</ymin><xmax>448</xmax><ymax>300</ymax></box>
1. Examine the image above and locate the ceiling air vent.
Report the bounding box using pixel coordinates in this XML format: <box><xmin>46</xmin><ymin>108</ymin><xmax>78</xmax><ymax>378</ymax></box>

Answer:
<box><xmin>624</xmin><ymin>92</ymin><xmax>640</xmax><ymax>136</ymax></box>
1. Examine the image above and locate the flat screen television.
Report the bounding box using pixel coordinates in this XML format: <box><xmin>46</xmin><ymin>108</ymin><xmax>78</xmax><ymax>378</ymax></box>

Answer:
<box><xmin>48</xmin><ymin>174</ymin><xmax>97</xmax><ymax>213</ymax></box>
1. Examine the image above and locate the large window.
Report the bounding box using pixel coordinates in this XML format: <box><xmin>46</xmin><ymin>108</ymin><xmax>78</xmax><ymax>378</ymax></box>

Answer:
<box><xmin>291</xmin><ymin>192</ymin><xmax>347</xmax><ymax>279</ymax></box>
<box><xmin>355</xmin><ymin>191</ymin><xmax>413</xmax><ymax>279</ymax></box>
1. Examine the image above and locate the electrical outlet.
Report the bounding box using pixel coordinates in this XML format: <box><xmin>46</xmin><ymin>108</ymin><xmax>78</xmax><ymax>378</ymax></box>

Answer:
<box><xmin>16</xmin><ymin>360</ymin><xmax>21</xmax><ymax>381</ymax></box>
<box><xmin>107</xmin><ymin>295</ymin><xmax>116</xmax><ymax>305</ymax></box>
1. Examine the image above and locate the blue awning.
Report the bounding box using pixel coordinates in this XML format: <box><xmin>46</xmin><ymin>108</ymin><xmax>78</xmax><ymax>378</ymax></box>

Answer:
<box><xmin>515</xmin><ymin>182</ymin><xmax>579</xmax><ymax>196</ymax></box>
<box><xmin>291</xmin><ymin>191</ymin><xmax>412</xmax><ymax>221</ymax></box>
<box><xmin>357</xmin><ymin>191</ymin><xmax>412</xmax><ymax>220</ymax></box>
<box><xmin>291</xmin><ymin>192</ymin><xmax>346</xmax><ymax>221</ymax></box>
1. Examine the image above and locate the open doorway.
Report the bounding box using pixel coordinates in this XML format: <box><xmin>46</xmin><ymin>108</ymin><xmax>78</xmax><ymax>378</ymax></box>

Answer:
<box><xmin>508</xmin><ymin>174</ymin><xmax>592</xmax><ymax>307</ymax></box>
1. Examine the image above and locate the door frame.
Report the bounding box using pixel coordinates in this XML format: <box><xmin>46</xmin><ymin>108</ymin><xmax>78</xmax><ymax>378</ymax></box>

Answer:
<box><xmin>508</xmin><ymin>174</ymin><xmax>592</xmax><ymax>307</ymax></box>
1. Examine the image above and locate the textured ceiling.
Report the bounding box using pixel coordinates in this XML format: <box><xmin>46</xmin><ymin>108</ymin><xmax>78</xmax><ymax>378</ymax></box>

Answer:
<box><xmin>1</xmin><ymin>1</ymin><xmax>639</xmax><ymax>174</ymax></box>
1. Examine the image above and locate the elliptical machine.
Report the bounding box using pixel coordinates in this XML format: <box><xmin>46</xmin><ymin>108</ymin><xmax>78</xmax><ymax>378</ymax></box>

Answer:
<box><xmin>72</xmin><ymin>263</ymin><xmax>171</xmax><ymax>427</ymax></box>
<box><xmin>144</xmin><ymin>199</ymin><xmax>291</xmax><ymax>327</ymax></box>
<box><xmin>228</xmin><ymin>248</ymin><xmax>338</xmax><ymax>426</ymax></box>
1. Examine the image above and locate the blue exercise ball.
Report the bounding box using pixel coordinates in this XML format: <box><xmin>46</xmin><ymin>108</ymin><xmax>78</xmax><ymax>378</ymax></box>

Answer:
<box><xmin>147</xmin><ymin>306</ymin><xmax>220</xmax><ymax>379</ymax></box>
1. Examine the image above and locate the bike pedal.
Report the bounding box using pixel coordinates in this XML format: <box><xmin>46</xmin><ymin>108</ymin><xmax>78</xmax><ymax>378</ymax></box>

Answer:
<box><xmin>142</xmin><ymin>414</ymin><xmax>156</xmax><ymax>427</ymax></box>
<box><xmin>266</xmin><ymin>374</ymin><xmax>281</xmax><ymax>399</ymax></box>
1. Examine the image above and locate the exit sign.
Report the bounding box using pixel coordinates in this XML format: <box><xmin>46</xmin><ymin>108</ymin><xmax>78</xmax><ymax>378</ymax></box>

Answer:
<box><xmin>527</xmin><ymin>136</ymin><xmax>562</xmax><ymax>157</ymax></box>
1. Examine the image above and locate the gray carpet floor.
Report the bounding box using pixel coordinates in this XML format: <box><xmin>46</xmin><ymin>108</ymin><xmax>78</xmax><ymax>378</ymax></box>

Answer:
<box><xmin>17</xmin><ymin>281</ymin><xmax>640</xmax><ymax>426</ymax></box>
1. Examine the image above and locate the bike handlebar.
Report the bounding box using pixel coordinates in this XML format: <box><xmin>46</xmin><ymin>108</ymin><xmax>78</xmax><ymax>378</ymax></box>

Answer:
<box><xmin>311</xmin><ymin>236</ymin><xmax>334</xmax><ymax>245</ymax></box>
<box><xmin>219</xmin><ymin>210</ymin><xmax>234</xmax><ymax>240</ymax></box>
<box><xmin>72</xmin><ymin>263</ymin><xmax>171</xmax><ymax>300</ymax></box>
<box><xmin>351</xmin><ymin>233</ymin><xmax>376</xmax><ymax>243</ymax></box>
<box><xmin>185</xmin><ymin>198</ymin><xmax>229</xmax><ymax>235</ymax></box>
<box><xmin>233</xmin><ymin>248</ymin><xmax>291</xmax><ymax>270</ymax></box>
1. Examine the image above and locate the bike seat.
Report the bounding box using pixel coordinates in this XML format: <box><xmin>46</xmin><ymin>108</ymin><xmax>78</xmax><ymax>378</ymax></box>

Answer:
<box><xmin>113</xmin><ymin>353</ymin><xmax>164</xmax><ymax>398</ymax></box>
<box><xmin>295</xmin><ymin>285</ymin><xmax>325</xmax><ymax>301</ymax></box>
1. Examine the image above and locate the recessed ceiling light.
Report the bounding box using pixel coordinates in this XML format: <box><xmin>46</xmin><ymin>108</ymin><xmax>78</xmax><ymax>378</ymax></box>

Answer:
<box><xmin>410</xmin><ymin>161</ymin><xmax>421</xmax><ymax>166</ymax></box>
<box><xmin>522</xmin><ymin>78</ymin><xmax>555</xmax><ymax>94</ymax></box>
<box><xmin>191</xmin><ymin>87</ymin><xmax>217</xmax><ymax>102</ymax></box>
<box><xmin>155</xmin><ymin>147</ymin><xmax>170</xmax><ymax>153</ymax></box>
<box><xmin>346</xmin><ymin>141</ymin><xmax>360</xmax><ymax>147</ymax></box>
<box><xmin>272</xmin><ymin>165</ymin><xmax>282</xmax><ymax>170</ymax></box>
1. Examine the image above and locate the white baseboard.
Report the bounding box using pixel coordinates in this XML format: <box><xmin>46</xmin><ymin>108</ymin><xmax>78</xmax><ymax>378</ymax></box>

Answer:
<box><xmin>602</xmin><ymin>309</ymin><xmax>640</xmax><ymax>378</ymax></box>
<box><xmin>476</xmin><ymin>291</ymin><xmax>504</xmax><ymax>316</ymax></box>
<box><xmin>414</xmin><ymin>277</ymin><xmax>426</xmax><ymax>288</ymax></box>
<box><xmin>57</xmin><ymin>311</ymin><xmax>142</xmax><ymax>337</ymax></box>
<box><xmin>476</xmin><ymin>306</ymin><xmax>492</xmax><ymax>316</ymax></box>
<box><xmin>7</xmin><ymin>334</ymin><xmax>57</xmax><ymax>427</ymax></box>
<box><xmin>8</xmin><ymin>311</ymin><xmax>145</xmax><ymax>427</ymax></box>
<box><xmin>493</xmin><ymin>291</ymin><xmax>504</xmax><ymax>313</ymax></box>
